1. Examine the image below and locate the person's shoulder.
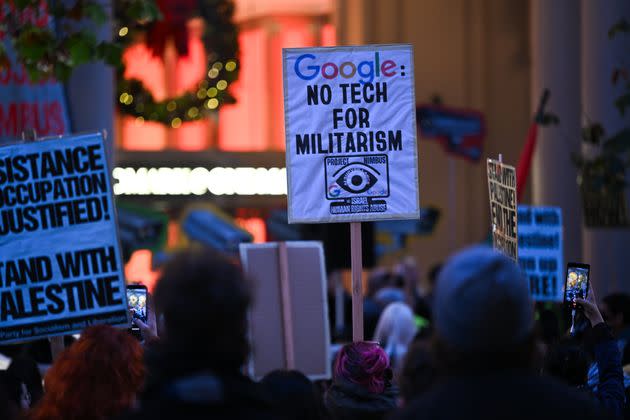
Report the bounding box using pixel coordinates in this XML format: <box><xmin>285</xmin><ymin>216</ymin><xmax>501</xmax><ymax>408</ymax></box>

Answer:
<box><xmin>390</xmin><ymin>374</ymin><xmax>606</xmax><ymax>420</ymax></box>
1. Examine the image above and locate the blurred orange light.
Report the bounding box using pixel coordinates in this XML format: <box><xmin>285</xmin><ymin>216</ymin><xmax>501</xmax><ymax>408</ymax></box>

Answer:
<box><xmin>235</xmin><ymin>217</ymin><xmax>267</xmax><ymax>243</ymax></box>
<box><xmin>125</xmin><ymin>249</ymin><xmax>160</xmax><ymax>292</ymax></box>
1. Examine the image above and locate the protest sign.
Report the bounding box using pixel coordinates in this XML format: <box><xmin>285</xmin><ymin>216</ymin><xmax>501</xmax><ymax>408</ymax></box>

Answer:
<box><xmin>487</xmin><ymin>158</ymin><xmax>518</xmax><ymax>262</ymax></box>
<box><xmin>0</xmin><ymin>3</ymin><xmax>70</xmax><ymax>144</ymax></box>
<box><xmin>0</xmin><ymin>133</ymin><xmax>128</xmax><ymax>343</ymax></box>
<box><xmin>240</xmin><ymin>241</ymin><xmax>331</xmax><ymax>380</ymax></box>
<box><xmin>518</xmin><ymin>206</ymin><xmax>563</xmax><ymax>301</ymax></box>
<box><xmin>283</xmin><ymin>44</ymin><xmax>420</xmax><ymax>224</ymax></box>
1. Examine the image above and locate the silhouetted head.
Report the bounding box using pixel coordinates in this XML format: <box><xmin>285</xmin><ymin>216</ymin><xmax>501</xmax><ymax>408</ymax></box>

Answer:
<box><xmin>153</xmin><ymin>248</ymin><xmax>251</xmax><ymax>373</ymax></box>
<box><xmin>432</xmin><ymin>246</ymin><xmax>535</xmax><ymax>373</ymax></box>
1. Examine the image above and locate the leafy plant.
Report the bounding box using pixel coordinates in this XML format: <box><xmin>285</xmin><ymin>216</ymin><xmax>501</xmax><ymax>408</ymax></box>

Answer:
<box><xmin>0</xmin><ymin>0</ymin><xmax>161</xmax><ymax>82</ymax></box>
<box><xmin>573</xmin><ymin>18</ymin><xmax>630</xmax><ymax>227</ymax></box>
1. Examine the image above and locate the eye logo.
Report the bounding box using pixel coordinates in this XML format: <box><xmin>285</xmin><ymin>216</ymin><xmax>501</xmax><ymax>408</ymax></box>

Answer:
<box><xmin>333</xmin><ymin>163</ymin><xmax>380</xmax><ymax>194</ymax></box>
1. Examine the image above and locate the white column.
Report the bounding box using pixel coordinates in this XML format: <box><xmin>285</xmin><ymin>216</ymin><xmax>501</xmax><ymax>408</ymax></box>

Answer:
<box><xmin>64</xmin><ymin>0</ymin><xmax>114</xmax><ymax>164</ymax></box>
<box><xmin>581</xmin><ymin>0</ymin><xmax>630</xmax><ymax>296</ymax></box>
<box><xmin>530</xmin><ymin>0</ymin><xmax>582</xmax><ymax>262</ymax></box>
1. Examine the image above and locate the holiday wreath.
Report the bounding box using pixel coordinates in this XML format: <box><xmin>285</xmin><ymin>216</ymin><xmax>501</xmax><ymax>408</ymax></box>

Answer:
<box><xmin>115</xmin><ymin>0</ymin><xmax>240</xmax><ymax>126</ymax></box>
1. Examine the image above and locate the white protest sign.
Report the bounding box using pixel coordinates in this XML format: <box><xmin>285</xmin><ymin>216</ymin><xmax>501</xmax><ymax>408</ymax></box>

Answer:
<box><xmin>487</xmin><ymin>159</ymin><xmax>518</xmax><ymax>262</ymax></box>
<box><xmin>0</xmin><ymin>133</ymin><xmax>128</xmax><ymax>343</ymax></box>
<box><xmin>283</xmin><ymin>44</ymin><xmax>420</xmax><ymax>223</ymax></box>
<box><xmin>240</xmin><ymin>241</ymin><xmax>331</xmax><ymax>380</ymax></box>
<box><xmin>518</xmin><ymin>206</ymin><xmax>563</xmax><ymax>301</ymax></box>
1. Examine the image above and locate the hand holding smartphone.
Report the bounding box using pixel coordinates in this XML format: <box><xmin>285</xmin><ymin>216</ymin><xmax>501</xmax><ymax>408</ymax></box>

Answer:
<box><xmin>564</xmin><ymin>263</ymin><xmax>590</xmax><ymax>310</ymax></box>
<box><xmin>126</xmin><ymin>284</ymin><xmax>148</xmax><ymax>340</ymax></box>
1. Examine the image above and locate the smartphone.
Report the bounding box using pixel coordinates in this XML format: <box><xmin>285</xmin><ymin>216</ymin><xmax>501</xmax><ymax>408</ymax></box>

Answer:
<box><xmin>564</xmin><ymin>263</ymin><xmax>590</xmax><ymax>310</ymax></box>
<box><xmin>126</xmin><ymin>284</ymin><xmax>148</xmax><ymax>340</ymax></box>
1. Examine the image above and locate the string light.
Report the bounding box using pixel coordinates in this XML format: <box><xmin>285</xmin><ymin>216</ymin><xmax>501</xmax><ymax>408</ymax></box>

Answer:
<box><xmin>187</xmin><ymin>107</ymin><xmax>199</xmax><ymax>118</ymax></box>
<box><xmin>115</xmin><ymin>1</ymin><xmax>239</xmax><ymax>126</ymax></box>
<box><xmin>205</xmin><ymin>98</ymin><xmax>219</xmax><ymax>109</ymax></box>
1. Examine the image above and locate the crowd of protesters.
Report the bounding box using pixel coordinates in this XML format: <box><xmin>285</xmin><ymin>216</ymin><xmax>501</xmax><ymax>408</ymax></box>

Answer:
<box><xmin>0</xmin><ymin>245</ymin><xmax>629</xmax><ymax>419</ymax></box>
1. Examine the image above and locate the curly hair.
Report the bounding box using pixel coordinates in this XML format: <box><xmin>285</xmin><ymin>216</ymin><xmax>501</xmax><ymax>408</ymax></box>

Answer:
<box><xmin>29</xmin><ymin>325</ymin><xmax>144</xmax><ymax>420</ymax></box>
<box><xmin>333</xmin><ymin>341</ymin><xmax>390</xmax><ymax>394</ymax></box>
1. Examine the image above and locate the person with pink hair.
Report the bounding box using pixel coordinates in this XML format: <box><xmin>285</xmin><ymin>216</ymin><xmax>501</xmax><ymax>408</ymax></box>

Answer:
<box><xmin>325</xmin><ymin>341</ymin><xmax>397</xmax><ymax>420</ymax></box>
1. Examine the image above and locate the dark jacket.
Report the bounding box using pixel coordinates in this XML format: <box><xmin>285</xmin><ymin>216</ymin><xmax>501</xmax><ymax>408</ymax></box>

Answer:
<box><xmin>118</xmin><ymin>372</ymin><xmax>280</xmax><ymax>420</ymax></box>
<box><xmin>584</xmin><ymin>323</ymin><xmax>625</xmax><ymax>418</ymax></box>
<box><xmin>391</xmin><ymin>371</ymin><xmax>609</xmax><ymax>420</ymax></box>
<box><xmin>118</xmin><ymin>344</ymin><xmax>280</xmax><ymax>420</ymax></box>
<box><xmin>325</xmin><ymin>377</ymin><xmax>397</xmax><ymax>420</ymax></box>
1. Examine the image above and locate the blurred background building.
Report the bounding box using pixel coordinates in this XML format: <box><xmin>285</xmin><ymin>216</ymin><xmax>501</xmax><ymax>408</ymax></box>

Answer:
<box><xmin>93</xmin><ymin>0</ymin><xmax>630</xmax><ymax>296</ymax></box>
<box><xmin>3</xmin><ymin>0</ymin><xmax>629</xmax><ymax>296</ymax></box>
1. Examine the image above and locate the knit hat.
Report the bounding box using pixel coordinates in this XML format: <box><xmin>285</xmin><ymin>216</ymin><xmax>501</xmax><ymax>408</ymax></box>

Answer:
<box><xmin>433</xmin><ymin>246</ymin><xmax>533</xmax><ymax>352</ymax></box>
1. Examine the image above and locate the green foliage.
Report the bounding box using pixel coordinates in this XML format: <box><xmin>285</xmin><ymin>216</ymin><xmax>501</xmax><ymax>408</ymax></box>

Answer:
<box><xmin>615</xmin><ymin>93</ymin><xmax>630</xmax><ymax>116</ymax></box>
<box><xmin>2</xmin><ymin>0</ymin><xmax>161</xmax><ymax>82</ymax></box>
<box><xmin>608</xmin><ymin>18</ymin><xmax>630</xmax><ymax>39</ymax></box>
<box><xmin>66</xmin><ymin>32</ymin><xmax>98</xmax><ymax>66</ymax></box>
<box><xmin>581</xmin><ymin>123</ymin><xmax>606</xmax><ymax>145</ymax></box>
<box><xmin>83</xmin><ymin>2</ymin><xmax>109</xmax><ymax>24</ymax></box>
<box><xmin>574</xmin><ymin>19</ymin><xmax>630</xmax><ymax>226</ymax></box>
<box><xmin>603</xmin><ymin>128</ymin><xmax>630</xmax><ymax>155</ymax></box>
<box><xmin>97</xmin><ymin>42</ymin><xmax>123</xmax><ymax>68</ymax></box>
<box><xmin>125</xmin><ymin>0</ymin><xmax>162</xmax><ymax>24</ymax></box>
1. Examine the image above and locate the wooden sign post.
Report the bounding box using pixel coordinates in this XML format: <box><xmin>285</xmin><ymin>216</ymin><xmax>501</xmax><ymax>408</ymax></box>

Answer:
<box><xmin>350</xmin><ymin>222</ymin><xmax>363</xmax><ymax>342</ymax></box>
<box><xmin>278</xmin><ymin>242</ymin><xmax>296</xmax><ymax>368</ymax></box>
<box><xmin>282</xmin><ymin>45</ymin><xmax>421</xmax><ymax>344</ymax></box>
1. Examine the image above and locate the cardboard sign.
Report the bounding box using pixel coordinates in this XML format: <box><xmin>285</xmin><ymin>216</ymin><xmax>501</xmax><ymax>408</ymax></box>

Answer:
<box><xmin>487</xmin><ymin>159</ymin><xmax>518</xmax><ymax>262</ymax></box>
<box><xmin>518</xmin><ymin>206</ymin><xmax>563</xmax><ymax>301</ymax></box>
<box><xmin>0</xmin><ymin>133</ymin><xmax>128</xmax><ymax>343</ymax></box>
<box><xmin>240</xmin><ymin>242</ymin><xmax>331</xmax><ymax>380</ymax></box>
<box><xmin>283</xmin><ymin>44</ymin><xmax>420</xmax><ymax>223</ymax></box>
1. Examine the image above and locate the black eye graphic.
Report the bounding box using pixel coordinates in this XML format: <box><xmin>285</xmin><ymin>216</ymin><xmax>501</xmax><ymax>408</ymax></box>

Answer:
<box><xmin>333</xmin><ymin>163</ymin><xmax>380</xmax><ymax>194</ymax></box>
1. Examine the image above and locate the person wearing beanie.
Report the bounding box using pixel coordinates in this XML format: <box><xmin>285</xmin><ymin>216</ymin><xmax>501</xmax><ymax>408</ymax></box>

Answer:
<box><xmin>325</xmin><ymin>341</ymin><xmax>397</xmax><ymax>420</ymax></box>
<box><xmin>391</xmin><ymin>246</ymin><xmax>607</xmax><ymax>420</ymax></box>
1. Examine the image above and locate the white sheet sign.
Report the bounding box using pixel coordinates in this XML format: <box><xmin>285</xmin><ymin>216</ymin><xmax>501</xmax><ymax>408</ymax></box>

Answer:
<box><xmin>283</xmin><ymin>44</ymin><xmax>420</xmax><ymax>223</ymax></box>
<box><xmin>518</xmin><ymin>206</ymin><xmax>563</xmax><ymax>301</ymax></box>
<box><xmin>0</xmin><ymin>133</ymin><xmax>128</xmax><ymax>343</ymax></box>
<box><xmin>487</xmin><ymin>158</ymin><xmax>518</xmax><ymax>262</ymax></box>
